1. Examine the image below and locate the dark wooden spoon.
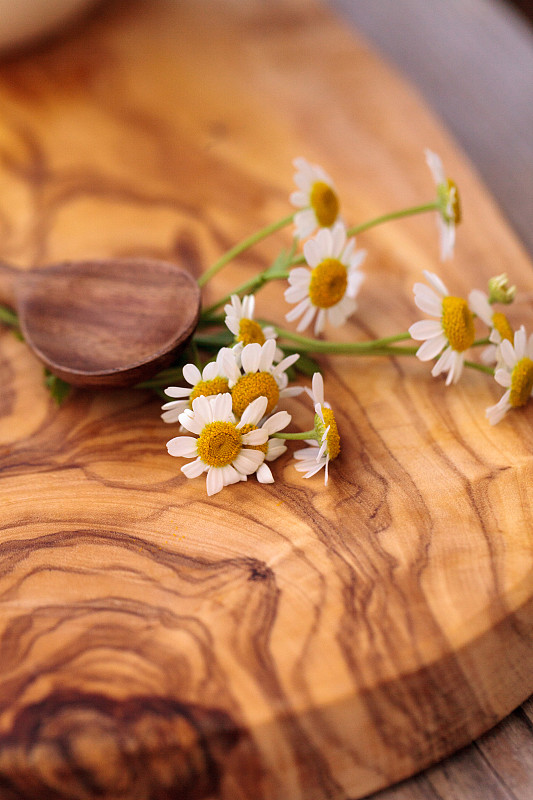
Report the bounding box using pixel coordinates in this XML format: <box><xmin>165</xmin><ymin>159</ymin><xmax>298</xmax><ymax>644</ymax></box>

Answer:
<box><xmin>0</xmin><ymin>258</ymin><xmax>201</xmax><ymax>388</ymax></box>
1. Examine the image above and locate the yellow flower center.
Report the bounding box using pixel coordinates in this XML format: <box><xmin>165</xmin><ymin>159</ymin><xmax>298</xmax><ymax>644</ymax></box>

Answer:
<box><xmin>441</xmin><ymin>296</ymin><xmax>475</xmax><ymax>352</ymax></box>
<box><xmin>438</xmin><ymin>179</ymin><xmax>461</xmax><ymax>224</ymax></box>
<box><xmin>231</xmin><ymin>371</ymin><xmax>279</xmax><ymax>418</ymax></box>
<box><xmin>315</xmin><ymin>406</ymin><xmax>340</xmax><ymax>461</ymax></box>
<box><xmin>491</xmin><ymin>311</ymin><xmax>513</xmax><ymax>343</ymax></box>
<box><xmin>310</xmin><ymin>180</ymin><xmax>339</xmax><ymax>228</ymax></box>
<box><xmin>238</xmin><ymin>318</ymin><xmax>265</xmax><ymax>346</ymax></box>
<box><xmin>196</xmin><ymin>421</ymin><xmax>242</xmax><ymax>467</ymax></box>
<box><xmin>509</xmin><ymin>357</ymin><xmax>533</xmax><ymax>408</ymax></box>
<box><xmin>189</xmin><ymin>376</ymin><xmax>230</xmax><ymax>403</ymax></box>
<box><xmin>309</xmin><ymin>258</ymin><xmax>347</xmax><ymax>309</ymax></box>
<box><xmin>238</xmin><ymin>423</ymin><xmax>269</xmax><ymax>455</ymax></box>
<box><xmin>446</xmin><ymin>178</ymin><xmax>461</xmax><ymax>224</ymax></box>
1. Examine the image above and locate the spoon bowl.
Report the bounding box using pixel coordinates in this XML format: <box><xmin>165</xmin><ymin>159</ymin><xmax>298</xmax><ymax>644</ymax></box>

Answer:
<box><xmin>0</xmin><ymin>258</ymin><xmax>201</xmax><ymax>388</ymax></box>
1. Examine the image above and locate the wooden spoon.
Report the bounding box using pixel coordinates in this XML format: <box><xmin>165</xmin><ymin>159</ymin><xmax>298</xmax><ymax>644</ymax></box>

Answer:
<box><xmin>0</xmin><ymin>258</ymin><xmax>201</xmax><ymax>388</ymax></box>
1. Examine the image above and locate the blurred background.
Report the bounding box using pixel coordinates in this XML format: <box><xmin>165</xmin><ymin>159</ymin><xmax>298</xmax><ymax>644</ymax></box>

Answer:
<box><xmin>331</xmin><ymin>0</ymin><xmax>533</xmax><ymax>256</ymax></box>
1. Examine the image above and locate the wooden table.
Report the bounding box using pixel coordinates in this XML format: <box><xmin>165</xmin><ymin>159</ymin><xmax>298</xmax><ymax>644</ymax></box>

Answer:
<box><xmin>331</xmin><ymin>1</ymin><xmax>533</xmax><ymax>797</ymax></box>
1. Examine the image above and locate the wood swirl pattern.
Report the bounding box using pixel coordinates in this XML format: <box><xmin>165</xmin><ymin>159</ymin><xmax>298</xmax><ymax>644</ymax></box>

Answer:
<box><xmin>0</xmin><ymin>1</ymin><xmax>531</xmax><ymax>798</ymax></box>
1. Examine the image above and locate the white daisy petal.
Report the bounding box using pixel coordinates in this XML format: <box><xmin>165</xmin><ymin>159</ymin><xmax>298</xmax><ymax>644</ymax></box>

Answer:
<box><xmin>221</xmin><ymin>464</ymin><xmax>241</xmax><ymax>486</ymax></box>
<box><xmin>210</xmin><ymin>393</ymin><xmax>233</xmax><ymax>422</ymax></box>
<box><xmin>439</xmin><ymin>219</ymin><xmax>455</xmax><ymax>261</ymax></box>
<box><xmin>166</xmin><ymin>436</ymin><xmax>198</xmax><ymax>458</ymax></box>
<box><xmin>347</xmin><ymin>270</ymin><xmax>365</xmax><ymax>298</ymax></box>
<box><xmin>425</xmin><ymin>149</ymin><xmax>445</xmax><ymax>184</ymax></box>
<box><xmin>290</xmin><ymin>189</ymin><xmax>308</xmax><ymax>206</ymax></box>
<box><xmin>467</xmin><ymin>289</ymin><xmax>492</xmax><ymax>325</ymax></box>
<box><xmin>202</xmin><ymin>361</ymin><xmax>219</xmax><ymax>381</ymax></box>
<box><xmin>297</xmin><ymin>210</ymin><xmax>320</xmax><ymax>239</ymax></box>
<box><xmin>181</xmin><ymin>458</ymin><xmax>207</xmax><ymax>479</ymax></box>
<box><xmin>286</xmin><ymin>297</ymin><xmax>311</xmax><ymax>323</ymax></box>
<box><xmin>330</xmin><ymin>221</ymin><xmax>346</xmax><ymax>255</ymax></box>
<box><xmin>164</xmin><ymin>386</ymin><xmax>192</xmax><ymax>399</ymax></box>
<box><xmin>183</xmin><ymin>363</ymin><xmax>202</xmax><ymax>386</ymax></box>
<box><xmin>409</xmin><ymin>319</ymin><xmax>444</xmax><ymax>340</ymax></box>
<box><xmin>328</xmin><ymin>301</ymin><xmax>352</xmax><ymax>328</ymax></box>
<box><xmin>514</xmin><ymin>326</ymin><xmax>527</xmax><ymax>360</ymax></box>
<box><xmin>191</xmin><ymin>394</ymin><xmax>215</xmax><ymax>425</ymax></box>
<box><xmin>527</xmin><ymin>333</ymin><xmax>533</xmax><ymax>360</ymax></box>
<box><xmin>431</xmin><ymin>346</ymin><xmax>453</xmax><ymax>378</ymax></box>
<box><xmin>233</xmin><ymin>449</ymin><xmax>264</xmax><ymax>475</ymax></box>
<box><xmin>310</xmin><ymin>372</ymin><xmax>324</xmax><ymax>406</ymax></box>
<box><xmin>423</xmin><ymin>270</ymin><xmax>449</xmax><ymax>297</ymax></box>
<box><xmin>500</xmin><ymin>339</ymin><xmax>517</xmax><ymax>370</ymax></box>
<box><xmin>273</xmin><ymin>353</ymin><xmax>299</xmax><ymax>377</ymax></box>
<box><xmin>293</xmin><ymin>447</ymin><xmax>318</xmax><ymax>461</ymax></box>
<box><xmin>284</xmin><ymin>284</ymin><xmax>311</xmax><ymax>304</ymax></box>
<box><xmin>259</xmin><ymin>339</ymin><xmax>276</xmax><ymax>371</ymax></box>
<box><xmin>241</xmin><ymin>428</ymin><xmax>268</xmax><ymax>446</ymax></box>
<box><xmin>288</xmin><ymin>267</ymin><xmax>313</xmax><ymax>284</ymax></box>
<box><xmin>313</xmin><ymin>308</ymin><xmax>327</xmax><ymax>335</ymax></box>
<box><xmin>266</xmin><ymin>440</ymin><xmax>287</xmax><ymax>460</ymax></box>
<box><xmin>206</xmin><ymin>467</ymin><xmax>225</xmax><ymax>496</ymax></box>
<box><xmin>240</xmin><ymin>342</ymin><xmax>262</xmax><ymax>374</ymax></box>
<box><xmin>413</xmin><ymin>284</ymin><xmax>443</xmax><ymax>316</ymax></box>
<box><xmin>178</xmin><ymin>411</ymin><xmax>204</xmax><ymax>435</ymax></box>
<box><xmin>279</xmin><ymin>386</ymin><xmax>304</xmax><ymax>399</ymax></box>
<box><xmin>494</xmin><ymin>368</ymin><xmax>512</xmax><ymax>388</ymax></box>
<box><xmin>297</xmin><ymin>303</ymin><xmax>318</xmax><ymax>332</ymax></box>
<box><xmin>415</xmin><ymin>333</ymin><xmax>447</xmax><ymax>361</ymax></box>
<box><xmin>486</xmin><ymin>392</ymin><xmax>511</xmax><ymax>425</ymax></box>
<box><xmin>256</xmin><ymin>463</ymin><xmax>274</xmax><ymax>484</ymax></box>
<box><xmin>262</xmin><ymin>410</ymin><xmax>291</xmax><ymax>435</ymax></box>
<box><xmin>161</xmin><ymin>404</ymin><xmax>187</xmax><ymax>424</ymax></box>
<box><xmin>303</xmin><ymin>237</ymin><xmax>322</xmax><ymax>268</ymax></box>
<box><xmin>238</xmin><ymin>395</ymin><xmax>268</xmax><ymax>427</ymax></box>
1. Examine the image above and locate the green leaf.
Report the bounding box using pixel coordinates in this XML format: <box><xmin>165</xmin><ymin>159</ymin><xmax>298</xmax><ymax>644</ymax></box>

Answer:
<box><xmin>0</xmin><ymin>304</ymin><xmax>23</xmax><ymax>339</ymax></box>
<box><xmin>44</xmin><ymin>369</ymin><xmax>72</xmax><ymax>405</ymax></box>
<box><xmin>294</xmin><ymin>352</ymin><xmax>321</xmax><ymax>377</ymax></box>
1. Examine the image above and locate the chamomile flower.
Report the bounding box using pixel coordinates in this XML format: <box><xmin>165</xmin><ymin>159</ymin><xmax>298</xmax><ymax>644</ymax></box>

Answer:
<box><xmin>221</xmin><ymin>338</ymin><xmax>302</xmax><ymax>418</ymax></box>
<box><xmin>294</xmin><ymin>373</ymin><xmax>340</xmax><ymax>485</ymax></box>
<box><xmin>409</xmin><ymin>270</ymin><xmax>475</xmax><ymax>385</ymax></box>
<box><xmin>161</xmin><ymin>348</ymin><xmax>232</xmax><ymax>423</ymax></box>
<box><xmin>290</xmin><ymin>157</ymin><xmax>341</xmax><ymax>239</ymax></box>
<box><xmin>486</xmin><ymin>326</ymin><xmax>533</xmax><ymax>425</ymax></box>
<box><xmin>425</xmin><ymin>149</ymin><xmax>461</xmax><ymax>261</ymax></box>
<box><xmin>284</xmin><ymin>221</ymin><xmax>365</xmax><ymax>335</ymax></box>
<box><xmin>224</xmin><ymin>294</ymin><xmax>283</xmax><ymax>363</ymax></box>
<box><xmin>167</xmin><ymin>394</ymin><xmax>290</xmax><ymax>495</ymax></box>
<box><xmin>468</xmin><ymin>288</ymin><xmax>514</xmax><ymax>366</ymax></box>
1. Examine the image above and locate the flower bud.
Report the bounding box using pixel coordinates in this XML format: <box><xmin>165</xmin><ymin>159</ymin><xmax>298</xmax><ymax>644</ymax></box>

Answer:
<box><xmin>488</xmin><ymin>273</ymin><xmax>516</xmax><ymax>305</ymax></box>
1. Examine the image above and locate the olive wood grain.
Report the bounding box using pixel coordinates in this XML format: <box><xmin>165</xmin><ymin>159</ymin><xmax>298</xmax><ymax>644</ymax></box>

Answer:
<box><xmin>0</xmin><ymin>1</ymin><xmax>531</xmax><ymax>799</ymax></box>
<box><xmin>0</xmin><ymin>258</ymin><xmax>201</xmax><ymax>387</ymax></box>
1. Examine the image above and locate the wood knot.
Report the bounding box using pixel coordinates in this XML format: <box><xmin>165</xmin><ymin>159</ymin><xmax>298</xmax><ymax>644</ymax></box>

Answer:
<box><xmin>248</xmin><ymin>563</ymin><xmax>272</xmax><ymax>582</ymax></box>
<box><xmin>0</xmin><ymin>690</ymin><xmax>239</xmax><ymax>800</ymax></box>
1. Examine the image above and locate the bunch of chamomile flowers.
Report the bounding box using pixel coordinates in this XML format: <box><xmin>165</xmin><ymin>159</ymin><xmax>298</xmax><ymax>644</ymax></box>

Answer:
<box><xmin>159</xmin><ymin>154</ymin><xmax>531</xmax><ymax>495</ymax></box>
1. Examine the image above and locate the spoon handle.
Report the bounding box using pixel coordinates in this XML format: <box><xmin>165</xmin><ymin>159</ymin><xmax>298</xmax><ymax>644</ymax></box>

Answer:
<box><xmin>0</xmin><ymin>262</ymin><xmax>19</xmax><ymax>309</ymax></box>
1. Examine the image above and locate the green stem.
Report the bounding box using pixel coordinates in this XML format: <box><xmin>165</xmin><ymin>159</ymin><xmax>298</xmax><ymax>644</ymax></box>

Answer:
<box><xmin>193</xmin><ymin>332</ymin><xmax>233</xmax><ymax>348</ymax></box>
<box><xmin>289</xmin><ymin>202</ymin><xmax>440</xmax><ymax>266</ymax></box>
<box><xmin>274</xmin><ymin>326</ymin><xmax>413</xmax><ymax>353</ymax></box>
<box><xmin>197</xmin><ymin>213</ymin><xmax>294</xmax><ymax>288</ymax></box>
<box><xmin>272</xmin><ymin>429</ymin><xmax>316</xmax><ymax>440</ymax></box>
<box><xmin>136</xmin><ymin>367</ymin><xmax>185</xmax><ymax>389</ymax></box>
<box><xmin>346</xmin><ymin>202</ymin><xmax>440</xmax><ymax>236</ymax></box>
<box><xmin>202</xmin><ymin>269</ymin><xmax>289</xmax><ymax>317</ymax></box>
<box><xmin>464</xmin><ymin>360</ymin><xmax>494</xmax><ymax>376</ymax></box>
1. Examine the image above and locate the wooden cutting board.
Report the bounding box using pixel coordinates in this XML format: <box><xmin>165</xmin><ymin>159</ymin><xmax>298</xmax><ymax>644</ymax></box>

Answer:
<box><xmin>0</xmin><ymin>1</ymin><xmax>531</xmax><ymax>798</ymax></box>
